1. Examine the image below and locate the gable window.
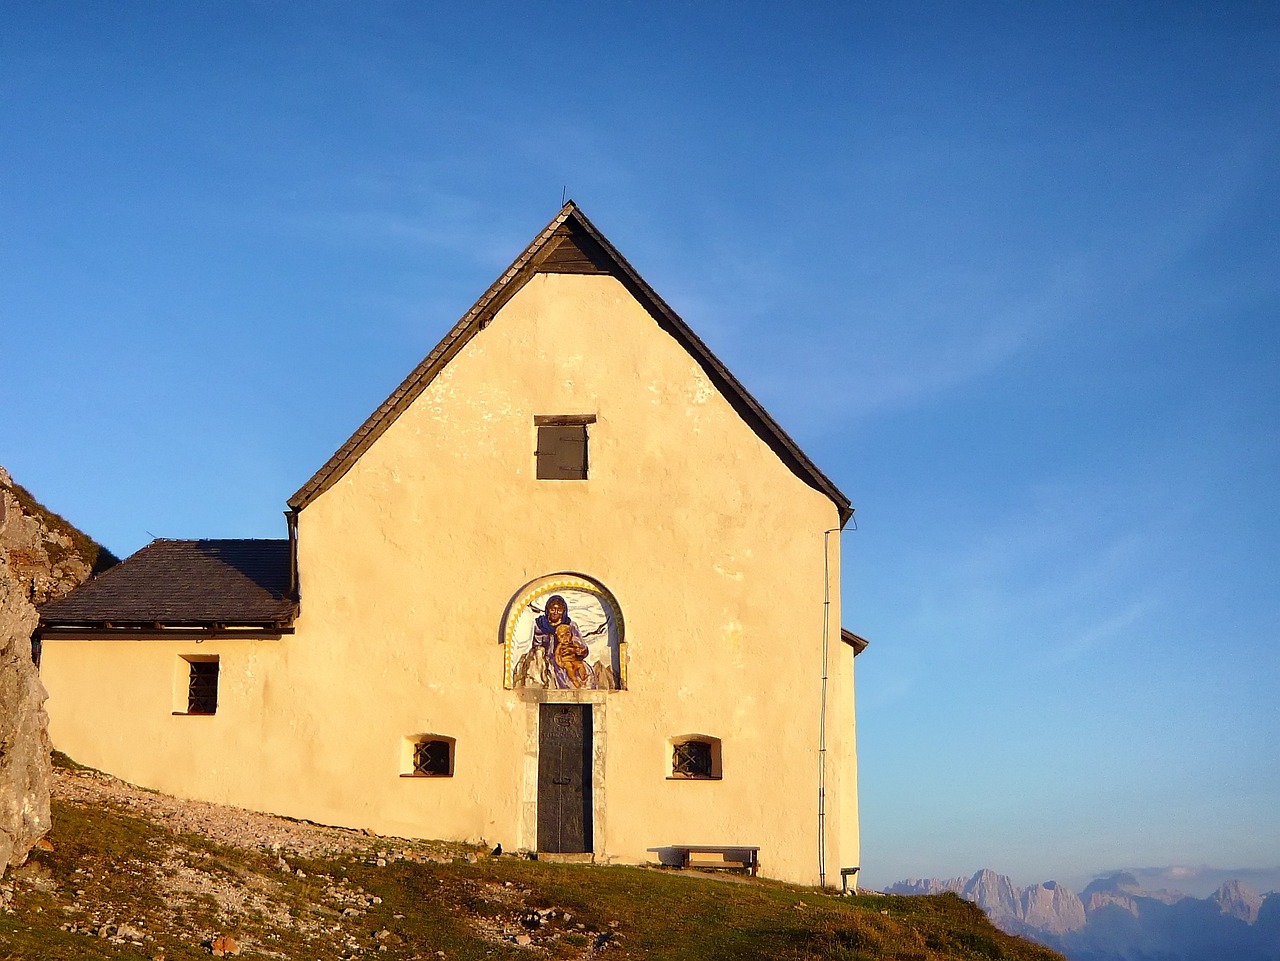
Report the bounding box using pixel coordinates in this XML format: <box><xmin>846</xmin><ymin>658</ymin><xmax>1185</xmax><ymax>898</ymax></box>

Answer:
<box><xmin>402</xmin><ymin>735</ymin><xmax>455</xmax><ymax>777</ymax></box>
<box><xmin>185</xmin><ymin>657</ymin><xmax>219</xmax><ymax>715</ymax></box>
<box><xmin>535</xmin><ymin>415</ymin><xmax>595</xmax><ymax>480</ymax></box>
<box><xmin>669</xmin><ymin>735</ymin><xmax>722</xmax><ymax>780</ymax></box>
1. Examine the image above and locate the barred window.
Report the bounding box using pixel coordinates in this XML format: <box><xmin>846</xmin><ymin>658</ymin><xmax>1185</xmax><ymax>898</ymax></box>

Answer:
<box><xmin>187</xmin><ymin>660</ymin><xmax>219</xmax><ymax>715</ymax></box>
<box><xmin>412</xmin><ymin>739</ymin><xmax>452</xmax><ymax>777</ymax></box>
<box><xmin>672</xmin><ymin>739</ymin><xmax>715</xmax><ymax>779</ymax></box>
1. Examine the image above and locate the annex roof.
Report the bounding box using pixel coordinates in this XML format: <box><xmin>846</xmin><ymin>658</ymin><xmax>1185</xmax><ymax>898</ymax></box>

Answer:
<box><xmin>37</xmin><ymin>539</ymin><xmax>296</xmax><ymax>630</ymax></box>
<box><xmin>288</xmin><ymin>202</ymin><xmax>853</xmax><ymax>525</ymax></box>
<box><xmin>841</xmin><ymin>629</ymin><xmax>869</xmax><ymax>656</ymax></box>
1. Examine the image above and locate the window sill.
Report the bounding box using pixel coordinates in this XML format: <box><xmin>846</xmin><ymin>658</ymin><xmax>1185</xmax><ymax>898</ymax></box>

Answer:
<box><xmin>172</xmin><ymin>711</ymin><xmax>217</xmax><ymax>716</ymax></box>
<box><xmin>399</xmin><ymin>773</ymin><xmax>452</xmax><ymax>779</ymax></box>
<box><xmin>666</xmin><ymin>775</ymin><xmax>722</xmax><ymax>781</ymax></box>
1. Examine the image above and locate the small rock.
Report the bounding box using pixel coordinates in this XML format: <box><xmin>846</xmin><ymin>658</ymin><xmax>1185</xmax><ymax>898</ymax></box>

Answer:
<box><xmin>514</xmin><ymin>934</ymin><xmax>532</xmax><ymax>946</ymax></box>
<box><xmin>210</xmin><ymin>934</ymin><xmax>241</xmax><ymax>956</ymax></box>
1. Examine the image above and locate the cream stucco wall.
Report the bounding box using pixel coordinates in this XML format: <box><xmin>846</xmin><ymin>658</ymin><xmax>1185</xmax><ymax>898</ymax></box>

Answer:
<box><xmin>41</xmin><ymin>272</ymin><xmax>859</xmax><ymax>886</ymax></box>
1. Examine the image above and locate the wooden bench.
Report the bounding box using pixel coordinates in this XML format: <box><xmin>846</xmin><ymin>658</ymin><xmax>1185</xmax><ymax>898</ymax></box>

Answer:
<box><xmin>654</xmin><ymin>844</ymin><xmax>760</xmax><ymax>876</ymax></box>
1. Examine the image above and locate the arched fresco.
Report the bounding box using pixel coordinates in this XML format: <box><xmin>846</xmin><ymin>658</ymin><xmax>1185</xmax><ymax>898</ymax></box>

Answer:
<box><xmin>502</xmin><ymin>574</ymin><xmax>625</xmax><ymax>690</ymax></box>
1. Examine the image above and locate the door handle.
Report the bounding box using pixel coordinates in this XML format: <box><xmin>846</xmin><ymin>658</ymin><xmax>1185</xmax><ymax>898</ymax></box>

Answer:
<box><xmin>552</xmin><ymin>776</ymin><xmax>572</xmax><ymax>785</ymax></box>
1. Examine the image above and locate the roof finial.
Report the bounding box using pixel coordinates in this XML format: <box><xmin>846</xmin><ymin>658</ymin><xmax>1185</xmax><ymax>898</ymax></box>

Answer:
<box><xmin>561</xmin><ymin>185</ymin><xmax>567</xmax><ymax>206</ymax></box>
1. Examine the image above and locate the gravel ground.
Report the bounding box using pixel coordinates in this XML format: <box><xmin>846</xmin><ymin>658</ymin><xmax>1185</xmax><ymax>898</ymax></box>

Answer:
<box><xmin>53</xmin><ymin>766</ymin><xmax>424</xmax><ymax>859</ymax></box>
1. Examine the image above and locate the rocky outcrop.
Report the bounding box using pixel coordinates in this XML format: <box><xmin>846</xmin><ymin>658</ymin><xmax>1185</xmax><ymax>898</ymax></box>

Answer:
<box><xmin>0</xmin><ymin>465</ymin><xmax>114</xmax><ymax>877</ymax></box>
<box><xmin>1212</xmin><ymin>879</ymin><xmax>1263</xmax><ymax>924</ymax></box>
<box><xmin>1021</xmin><ymin>880</ymin><xmax>1086</xmax><ymax>935</ymax></box>
<box><xmin>0</xmin><ymin>556</ymin><xmax>50</xmax><ymax>875</ymax></box>
<box><xmin>0</xmin><ymin>466</ymin><xmax>117</xmax><ymax>606</ymax></box>
<box><xmin>963</xmin><ymin>867</ymin><xmax>1024</xmax><ymax>925</ymax></box>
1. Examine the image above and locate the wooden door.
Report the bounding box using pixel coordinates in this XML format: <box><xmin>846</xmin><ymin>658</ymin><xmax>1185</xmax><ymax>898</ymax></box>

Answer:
<box><xmin>537</xmin><ymin>704</ymin><xmax>593</xmax><ymax>853</ymax></box>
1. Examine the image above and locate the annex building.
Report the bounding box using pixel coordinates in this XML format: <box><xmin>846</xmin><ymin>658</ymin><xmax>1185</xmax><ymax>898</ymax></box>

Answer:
<box><xmin>37</xmin><ymin>203</ymin><xmax>865</xmax><ymax>886</ymax></box>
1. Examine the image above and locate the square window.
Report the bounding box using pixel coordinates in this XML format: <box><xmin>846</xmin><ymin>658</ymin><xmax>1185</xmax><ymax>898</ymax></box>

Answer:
<box><xmin>673</xmin><ymin>740</ymin><xmax>713</xmax><ymax>778</ymax></box>
<box><xmin>412</xmin><ymin>739</ymin><xmax>452</xmax><ymax>777</ymax></box>
<box><xmin>187</xmin><ymin>660</ymin><xmax>219</xmax><ymax>715</ymax></box>
<box><xmin>534</xmin><ymin>416</ymin><xmax>594</xmax><ymax>480</ymax></box>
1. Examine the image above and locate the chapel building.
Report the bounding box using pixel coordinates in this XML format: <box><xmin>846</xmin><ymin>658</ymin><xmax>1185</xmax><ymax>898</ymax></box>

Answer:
<box><xmin>37</xmin><ymin>203</ymin><xmax>865</xmax><ymax>886</ymax></box>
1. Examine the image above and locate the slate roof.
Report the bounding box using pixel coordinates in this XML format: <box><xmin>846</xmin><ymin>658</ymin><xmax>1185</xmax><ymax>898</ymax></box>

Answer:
<box><xmin>38</xmin><ymin>539</ymin><xmax>296</xmax><ymax>629</ymax></box>
<box><xmin>288</xmin><ymin>201</ymin><xmax>853</xmax><ymax>526</ymax></box>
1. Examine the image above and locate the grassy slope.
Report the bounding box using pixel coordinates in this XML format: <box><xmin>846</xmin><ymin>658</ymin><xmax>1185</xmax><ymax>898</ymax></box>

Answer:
<box><xmin>0</xmin><ymin>482</ymin><xmax>1063</xmax><ymax>961</ymax></box>
<box><xmin>1</xmin><ymin>770</ymin><xmax>1063</xmax><ymax>961</ymax></box>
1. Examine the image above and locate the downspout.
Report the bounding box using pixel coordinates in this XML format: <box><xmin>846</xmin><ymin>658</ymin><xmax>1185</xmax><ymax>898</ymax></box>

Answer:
<box><xmin>818</xmin><ymin>526</ymin><xmax>840</xmax><ymax>888</ymax></box>
<box><xmin>285</xmin><ymin>508</ymin><xmax>300</xmax><ymax>603</ymax></box>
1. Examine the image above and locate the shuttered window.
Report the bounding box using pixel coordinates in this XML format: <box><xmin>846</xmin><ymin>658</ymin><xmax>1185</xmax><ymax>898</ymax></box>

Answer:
<box><xmin>535</xmin><ymin>418</ymin><xmax>592</xmax><ymax>480</ymax></box>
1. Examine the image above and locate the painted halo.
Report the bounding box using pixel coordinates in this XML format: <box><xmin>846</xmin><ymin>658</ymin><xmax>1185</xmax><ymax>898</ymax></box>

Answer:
<box><xmin>503</xmin><ymin>573</ymin><xmax>625</xmax><ymax>691</ymax></box>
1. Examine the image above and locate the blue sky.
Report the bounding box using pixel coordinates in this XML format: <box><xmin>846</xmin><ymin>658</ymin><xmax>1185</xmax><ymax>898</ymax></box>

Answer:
<box><xmin>3</xmin><ymin>2</ymin><xmax>1277</xmax><ymax>895</ymax></box>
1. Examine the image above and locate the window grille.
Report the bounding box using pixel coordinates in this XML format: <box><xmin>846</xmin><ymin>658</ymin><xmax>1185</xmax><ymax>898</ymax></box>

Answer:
<box><xmin>187</xmin><ymin>660</ymin><xmax>219</xmax><ymax>715</ymax></box>
<box><xmin>672</xmin><ymin>740</ymin><xmax>713</xmax><ymax>778</ymax></box>
<box><xmin>413</xmin><ymin>739</ymin><xmax>452</xmax><ymax>776</ymax></box>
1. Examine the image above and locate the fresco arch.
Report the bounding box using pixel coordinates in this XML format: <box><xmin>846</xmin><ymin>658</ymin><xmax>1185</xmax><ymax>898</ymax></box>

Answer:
<box><xmin>501</xmin><ymin>572</ymin><xmax>626</xmax><ymax>691</ymax></box>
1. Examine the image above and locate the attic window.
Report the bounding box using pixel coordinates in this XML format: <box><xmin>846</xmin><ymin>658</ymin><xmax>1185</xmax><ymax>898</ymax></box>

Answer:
<box><xmin>535</xmin><ymin>415</ymin><xmax>595</xmax><ymax>480</ymax></box>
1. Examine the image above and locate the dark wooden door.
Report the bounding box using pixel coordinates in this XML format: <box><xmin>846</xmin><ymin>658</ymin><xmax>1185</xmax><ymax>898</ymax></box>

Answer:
<box><xmin>537</xmin><ymin>704</ymin><xmax>593</xmax><ymax>853</ymax></box>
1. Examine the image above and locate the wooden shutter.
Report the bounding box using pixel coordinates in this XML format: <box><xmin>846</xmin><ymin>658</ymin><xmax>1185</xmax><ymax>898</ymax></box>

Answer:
<box><xmin>536</xmin><ymin>424</ymin><xmax>588</xmax><ymax>479</ymax></box>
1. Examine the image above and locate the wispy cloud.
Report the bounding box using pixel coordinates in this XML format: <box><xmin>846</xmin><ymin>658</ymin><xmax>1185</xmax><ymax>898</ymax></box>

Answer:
<box><xmin>1096</xmin><ymin>864</ymin><xmax>1280</xmax><ymax>898</ymax></box>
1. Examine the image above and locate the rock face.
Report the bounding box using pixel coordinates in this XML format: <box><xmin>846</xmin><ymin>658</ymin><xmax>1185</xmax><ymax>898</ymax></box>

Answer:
<box><xmin>1212</xmin><ymin>879</ymin><xmax>1263</xmax><ymax>924</ymax></box>
<box><xmin>963</xmin><ymin>867</ymin><xmax>1023</xmax><ymax>926</ymax></box>
<box><xmin>0</xmin><ymin>555</ymin><xmax>51</xmax><ymax>875</ymax></box>
<box><xmin>1021</xmin><ymin>880</ymin><xmax>1087</xmax><ymax>936</ymax></box>
<box><xmin>0</xmin><ymin>465</ymin><xmax>114</xmax><ymax>877</ymax></box>
<box><xmin>0</xmin><ymin>466</ymin><xmax>117</xmax><ymax>606</ymax></box>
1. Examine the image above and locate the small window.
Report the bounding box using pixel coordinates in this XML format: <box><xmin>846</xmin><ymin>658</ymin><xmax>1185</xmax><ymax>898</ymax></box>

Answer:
<box><xmin>403</xmin><ymin>735</ymin><xmax>455</xmax><ymax>777</ymax></box>
<box><xmin>670</xmin><ymin>735</ymin><xmax>722</xmax><ymax>780</ymax></box>
<box><xmin>186</xmin><ymin>659</ymin><xmax>219</xmax><ymax>715</ymax></box>
<box><xmin>535</xmin><ymin>415</ymin><xmax>595</xmax><ymax>480</ymax></box>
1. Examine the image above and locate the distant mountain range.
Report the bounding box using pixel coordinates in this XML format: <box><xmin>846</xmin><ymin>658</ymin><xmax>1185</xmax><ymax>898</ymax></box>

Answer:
<box><xmin>885</xmin><ymin>869</ymin><xmax>1280</xmax><ymax>961</ymax></box>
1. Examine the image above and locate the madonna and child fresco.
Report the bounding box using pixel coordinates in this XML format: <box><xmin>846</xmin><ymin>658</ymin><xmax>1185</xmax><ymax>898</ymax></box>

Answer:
<box><xmin>504</xmin><ymin>576</ymin><xmax>625</xmax><ymax>690</ymax></box>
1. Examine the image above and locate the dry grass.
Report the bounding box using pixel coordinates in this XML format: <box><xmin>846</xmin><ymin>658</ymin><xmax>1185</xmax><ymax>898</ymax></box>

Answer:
<box><xmin>0</xmin><ymin>762</ymin><xmax>1064</xmax><ymax>961</ymax></box>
